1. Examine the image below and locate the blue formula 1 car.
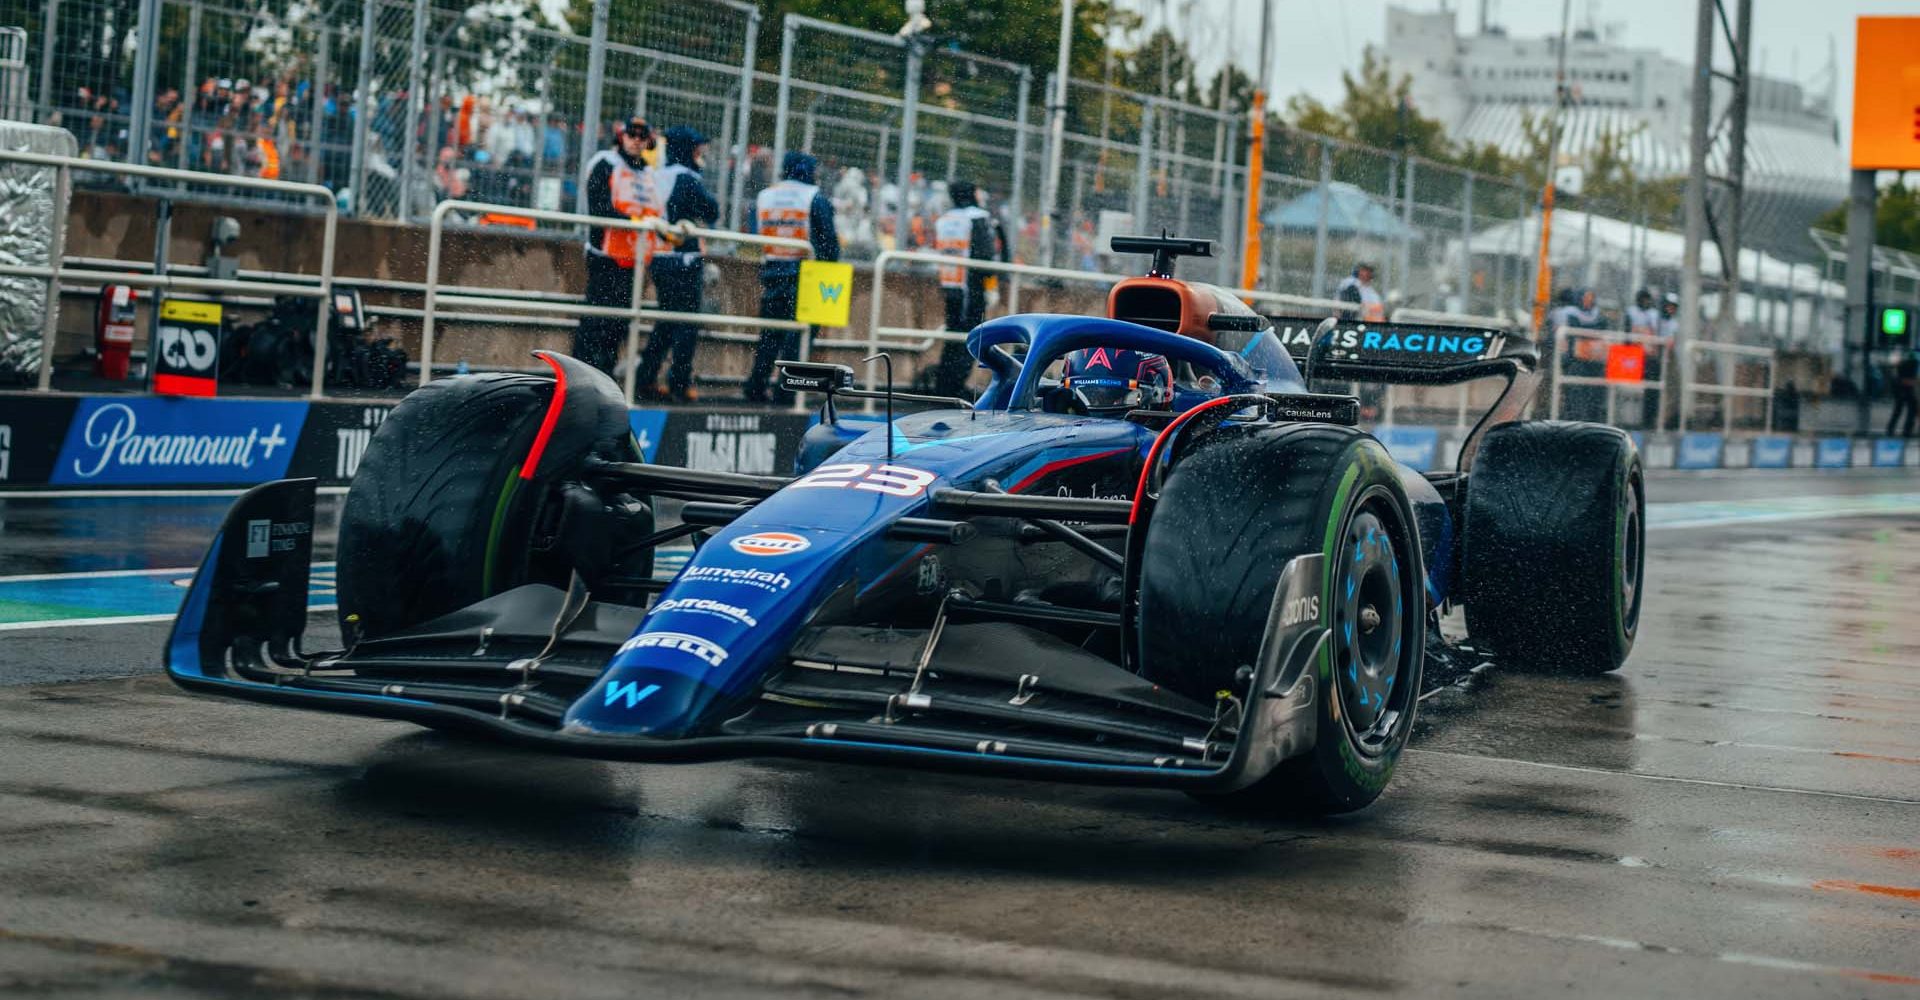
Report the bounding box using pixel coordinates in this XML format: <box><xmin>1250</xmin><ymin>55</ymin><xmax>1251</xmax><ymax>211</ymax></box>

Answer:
<box><xmin>167</xmin><ymin>236</ymin><xmax>1645</xmax><ymax>815</ymax></box>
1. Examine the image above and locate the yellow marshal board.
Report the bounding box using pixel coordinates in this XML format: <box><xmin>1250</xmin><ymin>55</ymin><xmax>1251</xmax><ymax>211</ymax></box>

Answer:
<box><xmin>795</xmin><ymin>260</ymin><xmax>855</xmax><ymax>328</ymax></box>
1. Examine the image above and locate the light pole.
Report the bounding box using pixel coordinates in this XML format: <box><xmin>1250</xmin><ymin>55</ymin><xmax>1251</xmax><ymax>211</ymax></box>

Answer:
<box><xmin>1040</xmin><ymin>0</ymin><xmax>1074</xmax><ymax>267</ymax></box>
<box><xmin>1528</xmin><ymin>0</ymin><xmax>1575</xmax><ymax>334</ymax></box>
<box><xmin>1238</xmin><ymin>0</ymin><xmax>1272</xmax><ymax>291</ymax></box>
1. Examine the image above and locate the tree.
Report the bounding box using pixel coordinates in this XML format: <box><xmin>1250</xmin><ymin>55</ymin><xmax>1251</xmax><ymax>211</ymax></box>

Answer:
<box><xmin>1815</xmin><ymin>178</ymin><xmax>1920</xmax><ymax>254</ymax></box>
<box><xmin>736</xmin><ymin>0</ymin><xmax>1124</xmax><ymax>83</ymax></box>
<box><xmin>1282</xmin><ymin>48</ymin><xmax>1452</xmax><ymax>161</ymax></box>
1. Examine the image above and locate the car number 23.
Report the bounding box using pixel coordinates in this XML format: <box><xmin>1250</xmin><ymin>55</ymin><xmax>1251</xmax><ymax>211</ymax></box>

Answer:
<box><xmin>791</xmin><ymin>463</ymin><xmax>937</xmax><ymax>498</ymax></box>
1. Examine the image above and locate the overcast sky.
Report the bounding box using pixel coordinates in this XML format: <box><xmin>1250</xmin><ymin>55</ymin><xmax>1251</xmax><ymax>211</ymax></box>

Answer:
<box><xmin>1133</xmin><ymin>0</ymin><xmax>1920</xmax><ymax>148</ymax></box>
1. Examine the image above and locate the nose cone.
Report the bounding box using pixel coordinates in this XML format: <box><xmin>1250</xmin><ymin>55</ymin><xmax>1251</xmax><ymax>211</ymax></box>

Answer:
<box><xmin>564</xmin><ymin>666</ymin><xmax>718</xmax><ymax>739</ymax></box>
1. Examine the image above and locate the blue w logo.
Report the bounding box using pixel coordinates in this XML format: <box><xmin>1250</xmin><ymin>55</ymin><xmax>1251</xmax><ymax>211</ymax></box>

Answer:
<box><xmin>817</xmin><ymin>282</ymin><xmax>843</xmax><ymax>304</ymax></box>
<box><xmin>605</xmin><ymin>680</ymin><xmax>662</xmax><ymax>709</ymax></box>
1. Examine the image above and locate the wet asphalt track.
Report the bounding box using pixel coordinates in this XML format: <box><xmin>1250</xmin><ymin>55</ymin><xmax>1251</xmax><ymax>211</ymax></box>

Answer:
<box><xmin>2</xmin><ymin>471</ymin><xmax>1918</xmax><ymax>998</ymax></box>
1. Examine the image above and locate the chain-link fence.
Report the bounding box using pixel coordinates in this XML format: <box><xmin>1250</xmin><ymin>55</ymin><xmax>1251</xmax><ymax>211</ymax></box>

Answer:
<box><xmin>0</xmin><ymin>0</ymin><xmax>1848</xmax><ymax>352</ymax></box>
<box><xmin>763</xmin><ymin>16</ymin><xmax>1032</xmax><ymax>264</ymax></box>
<box><xmin>0</xmin><ymin>0</ymin><xmax>756</xmax><ymax>224</ymax></box>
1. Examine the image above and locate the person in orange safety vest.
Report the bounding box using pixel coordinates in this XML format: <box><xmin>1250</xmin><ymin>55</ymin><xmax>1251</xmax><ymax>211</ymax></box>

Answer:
<box><xmin>573</xmin><ymin>117</ymin><xmax>656</xmax><ymax>374</ymax></box>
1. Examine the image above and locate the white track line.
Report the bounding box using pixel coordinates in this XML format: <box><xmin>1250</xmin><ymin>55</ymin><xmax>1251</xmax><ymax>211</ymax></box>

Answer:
<box><xmin>0</xmin><ymin>605</ymin><xmax>339</xmax><ymax>633</ymax></box>
<box><xmin>0</xmin><ymin>486</ymin><xmax>349</xmax><ymax>499</ymax></box>
<box><xmin>0</xmin><ymin>566</ymin><xmax>197</xmax><ymax>583</ymax></box>
<box><xmin>1648</xmin><ymin>493</ymin><xmax>1920</xmax><ymax>530</ymax></box>
<box><xmin>1406</xmin><ymin>748</ymin><xmax>1920</xmax><ymax>806</ymax></box>
<box><xmin>0</xmin><ymin>562</ymin><xmax>335</xmax><ymax>584</ymax></box>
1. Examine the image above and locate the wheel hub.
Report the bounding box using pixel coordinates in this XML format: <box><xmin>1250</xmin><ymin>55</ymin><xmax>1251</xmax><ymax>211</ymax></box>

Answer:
<box><xmin>1336</xmin><ymin>510</ymin><xmax>1404</xmax><ymax>734</ymax></box>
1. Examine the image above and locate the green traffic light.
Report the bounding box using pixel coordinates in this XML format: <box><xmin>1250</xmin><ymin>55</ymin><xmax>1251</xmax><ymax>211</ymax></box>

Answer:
<box><xmin>1882</xmin><ymin>307</ymin><xmax>1911</xmax><ymax>338</ymax></box>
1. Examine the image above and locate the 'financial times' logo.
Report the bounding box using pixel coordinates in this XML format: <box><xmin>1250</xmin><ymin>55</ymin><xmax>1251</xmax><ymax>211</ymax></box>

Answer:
<box><xmin>617</xmin><ymin>631</ymin><xmax>729</xmax><ymax>668</ymax></box>
<box><xmin>729</xmin><ymin>531</ymin><xmax>811</xmax><ymax>557</ymax></box>
<box><xmin>652</xmin><ymin>597</ymin><xmax>758</xmax><ymax>628</ymax></box>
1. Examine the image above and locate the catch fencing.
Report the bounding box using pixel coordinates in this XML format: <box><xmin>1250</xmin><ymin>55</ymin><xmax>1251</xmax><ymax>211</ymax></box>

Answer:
<box><xmin>0</xmin><ymin>0</ymin><xmax>1849</xmax><ymax>353</ymax></box>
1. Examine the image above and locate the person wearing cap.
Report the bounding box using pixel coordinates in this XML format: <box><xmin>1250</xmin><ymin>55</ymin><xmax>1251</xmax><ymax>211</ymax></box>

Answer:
<box><xmin>1336</xmin><ymin>262</ymin><xmax>1386</xmax><ymax>322</ymax></box>
<box><xmin>1628</xmin><ymin>289</ymin><xmax>1670</xmax><ymax>428</ymax></box>
<box><xmin>1625</xmin><ymin>288</ymin><xmax>1659</xmax><ymax>335</ymax></box>
<box><xmin>573</xmin><ymin>117</ymin><xmax>655</xmax><ymax>375</ymax></box>
<box><xmin>931</xmin><ymin>180</ymin><xmax>1009</xmax><ymax>397</ymax></box>
<box><xmin>1655</xmin><ymin>292</ymin><xmax>1681</xmax><ymax>428</ymax></box>
<box><xmin>632</xmin><ymin>125</ymin><xmax>721</xmax><ymax>402</ymax></box>
<box><xmin>744</xmin><ymin>150</ymin><xmax>840</xmax><ymax>404</ymax></box>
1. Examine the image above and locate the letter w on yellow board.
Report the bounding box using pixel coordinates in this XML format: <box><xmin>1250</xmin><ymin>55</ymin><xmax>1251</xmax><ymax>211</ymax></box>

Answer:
<box><xmin>795</xmin><ymin>261</ymin><xmax>855</xmax><ymax>327</ymax></box>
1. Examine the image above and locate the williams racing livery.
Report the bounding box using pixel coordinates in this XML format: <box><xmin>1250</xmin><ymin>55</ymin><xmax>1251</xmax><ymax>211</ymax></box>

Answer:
<box><xmin>167</xmin><ymin>235</ymin><xmax>1644</xmax><ymax>815</ymax></box>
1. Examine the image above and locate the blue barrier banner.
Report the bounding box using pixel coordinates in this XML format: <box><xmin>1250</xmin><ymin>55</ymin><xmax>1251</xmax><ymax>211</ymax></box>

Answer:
<box><xmin>628</xmin><ymin>410</ymin><xmax>669</xmax><ymax>463</ymax></box>
<box><xmin>1374</xmin><ymin>426</ymin><xmax>1441</xmax><ymax>472</ymax></box>
<box><xmin>1872</xmin><ymin>439</ymin><xmax>1907</xmax><ymax>467</ymax></box>
<box><xmin>1814</xmin><ymin>438</ymin><xmax>1852</xmax><ymax>469</ymax></box>
<box><xmin>53</xmin><ymin>397</ymin><xmax>309</xmax><ymax>486</ymax></box>
<box><xmin>1749</xmin><ymin>436</ymin><xmax>1793</xmax><ymax>469</ymax></box>
<box><xmin>1627</xmin><ymin>431</ymin><xmax>1647</xmax><ymax>455</ymax></box>
<box><xmin>1676</xmin><ymin>432</ymin><xmax>1725</xmax><ymax>470</ymax></box>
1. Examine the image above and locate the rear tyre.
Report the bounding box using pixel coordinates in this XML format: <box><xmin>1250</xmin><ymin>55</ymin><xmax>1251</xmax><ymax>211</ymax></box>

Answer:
<box><xmin>1138</xmin><ymin>424</ymin><xmax>1425</xmax><ymax>816</ymax></box>
<box><xmin>1461</xmin><ymin>420</ymin><xmax>1645</xmax><ymax>674</ymax></box>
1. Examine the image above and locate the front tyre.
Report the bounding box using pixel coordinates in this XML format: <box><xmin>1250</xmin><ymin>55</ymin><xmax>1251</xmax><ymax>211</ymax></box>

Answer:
<box><xmin>1138</xmin><ymin>424</ymin><xmax>1425</xmax><ymax>815</ymax></box>
<box><xmin>337</xmin><ymin>355</ymin><xmax>635</xmax><ymax>639</ymax></box>
<box><xmin>1461</xmin><ymin>420</ymin><xmax>1645</xmax><ymax>674</ymax></box>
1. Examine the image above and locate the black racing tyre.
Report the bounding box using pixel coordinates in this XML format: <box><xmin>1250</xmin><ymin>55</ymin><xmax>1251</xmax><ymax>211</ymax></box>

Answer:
<box><xmin>337</xmin><ymin>360</ymin><xmax>635</xmax><ymax>640</ymax></box>
<box><xmin>1461</xmin><ymin>420</ymin><xmax>1645</xmax><ymax>675</ymax></box>
<box><xmin>1138</xmin><ymin>424</ymin><xmax>1426</xmax><ymax>816</ymax></box>
<box><xmin>337</xmin><ymin>373</ymin><xmax>559</xmax><ymax>639</ymax></box>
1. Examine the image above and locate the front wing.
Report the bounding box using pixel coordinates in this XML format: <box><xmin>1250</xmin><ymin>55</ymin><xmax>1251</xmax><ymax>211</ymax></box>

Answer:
<box><xmin>166</xmin><ymin>478</ymin><xmax>1332</xmax><ymax>790</ymax></box>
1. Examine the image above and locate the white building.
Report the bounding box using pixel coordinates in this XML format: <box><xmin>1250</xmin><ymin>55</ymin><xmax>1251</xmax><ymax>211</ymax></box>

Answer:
<box><xmin>1383</xmin><ymin>5</ymin><xmax>1847</xmax><ymax>260</ymax></box>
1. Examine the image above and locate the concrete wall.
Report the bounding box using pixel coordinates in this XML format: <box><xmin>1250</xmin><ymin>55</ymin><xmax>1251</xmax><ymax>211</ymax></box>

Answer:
<box><xmin>56</xmin><ymin>190</ymin><xmax>1108</xmax><ymax>386</ymax></box>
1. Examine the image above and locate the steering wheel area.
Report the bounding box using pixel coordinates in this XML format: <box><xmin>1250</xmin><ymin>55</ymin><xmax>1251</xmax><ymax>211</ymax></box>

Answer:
<box><xmin>968</xmin><ymin>314</ymin><xmax>1262</xmax><ymax>413</ymax></box>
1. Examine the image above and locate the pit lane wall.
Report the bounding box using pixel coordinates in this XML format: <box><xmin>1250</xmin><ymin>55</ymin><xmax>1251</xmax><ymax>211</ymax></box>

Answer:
<box><xmin>0</xmin><ymin>393</ymin><xmax>1915</xmax><ymax>489</ymax></box>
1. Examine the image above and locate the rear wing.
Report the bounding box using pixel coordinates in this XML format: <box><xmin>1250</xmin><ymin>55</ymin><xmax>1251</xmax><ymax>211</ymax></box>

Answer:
<box><xmin>1267</xmin><ymin>315</ymin><xmax>1537</xmax><ymax>387</ymax></box>
<box><xmin>1266</xmin><ymin>316</ymin><xmax>1543</xmax><ymax>475</ymax></box>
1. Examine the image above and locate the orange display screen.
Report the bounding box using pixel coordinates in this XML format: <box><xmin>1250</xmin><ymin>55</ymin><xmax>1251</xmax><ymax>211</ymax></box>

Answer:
<box><xmin>1852</xmin><ymin>17</ymin><xmax>1920</xmax><ymax>170</ymax></box>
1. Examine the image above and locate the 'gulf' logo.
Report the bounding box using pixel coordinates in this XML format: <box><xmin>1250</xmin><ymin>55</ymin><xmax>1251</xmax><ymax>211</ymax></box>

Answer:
<box><xmin>729</xmin><ymin>531</ymin><xmax>811</xmax><ymax>557</ymax></box>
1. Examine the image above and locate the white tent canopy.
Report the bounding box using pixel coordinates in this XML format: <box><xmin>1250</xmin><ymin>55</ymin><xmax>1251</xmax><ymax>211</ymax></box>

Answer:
<box><xmin>1462</xmin><ymin>208</ymin><xmax>1841</xmax><ymax>299</ymax></box>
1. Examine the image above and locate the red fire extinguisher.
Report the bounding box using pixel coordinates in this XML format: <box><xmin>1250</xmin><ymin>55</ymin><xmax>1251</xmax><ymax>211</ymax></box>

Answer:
<box><xmin>95</xmin><ymin>284</ymin><xmax>138</xmax><ymax>380</ymax></box>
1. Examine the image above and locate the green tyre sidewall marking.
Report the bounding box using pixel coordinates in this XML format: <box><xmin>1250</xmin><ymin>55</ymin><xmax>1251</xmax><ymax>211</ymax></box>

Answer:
<box><xmin>1610</xmin><ymin>450</ymin><xmax>1644</xmax><ymax>651</ymax></box>
<box><xmin>481</xmin><ymin>465</ymin><xmax>523</xmax><ymax>597</ymax></box>
<box><xmin>1319</xmin><ymin>443</ymin><xmax>1413</xmax><ymax>798</ymax></box>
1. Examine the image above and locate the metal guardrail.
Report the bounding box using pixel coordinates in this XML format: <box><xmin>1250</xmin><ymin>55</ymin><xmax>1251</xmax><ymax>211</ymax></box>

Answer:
<box><xmin>1389</xmin><ymin>306</ymin><xmax>1510</xmax><ymax>329</ymax></box>
<box><xmin>856</xmin><ymin>249</ymin><xmax>1526</xmax><ymax>421</ymax></box>
<box><xmin>855</xmin><ymin>249</ymin><xmax>1367</xmax><ymax>361</ymax></box>
<box><xmin>854</xmin><ymin>250</ymin><xmax>1131</xmax><ymax>362</ymax></box>
<box><xmin>0</xmin><ymin>150</ymin><xmax>339</xmax><ymax>397</ymax></box>
<box><xmin>1547</xmin><ymin>326</ymin><xmax>1672</xmax><ymax>427</ymax></box>
<box><xmin>422</xmin><ymin>200</ymin><xmax>813</xmax><ymax>401</ymax></box>
<box><xmin>1681</xmin><ymin>340</ymin><xmax>1776</xmax><ymax>434</ymax></box>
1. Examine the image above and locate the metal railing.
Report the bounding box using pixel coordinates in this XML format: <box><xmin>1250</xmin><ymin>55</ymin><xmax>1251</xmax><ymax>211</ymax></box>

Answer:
<box><xmin>856</xmin><ymin>250</ymin><xmax>1369</xmax><ymax>363</ymax></box>
<box><xmin>1681</xmin><ymin>340</ymin><xmax>1776</xmax><ymax>434</ymax></box>
<box><xmin>422</xmin><ymin>200</ymin><xmax>813</xmax><ymax>401</ymax></box>
<box><xmin>1547</xmin><ymin>326</ymin><xmax>1671</xmax><ymax>427</ymax></box>
<box><xmin>0</xmin><ymin>28</ymin><xmax>26</xmax><ymax>122</ymax></box>
<box><xmin>0</xmin><ymin>150</ymin><xmax>338</xmax><ymax>397</ymax></box>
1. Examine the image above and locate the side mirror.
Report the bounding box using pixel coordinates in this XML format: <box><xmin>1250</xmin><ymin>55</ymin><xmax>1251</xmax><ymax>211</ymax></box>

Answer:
<box><xmin>1303</xmin><ymin>316</ymin><xmax>1340</xmax><ymax>392</ymax></box>
<box><xmin>777</xmin><ymin>360</ymin><xmax>854</xmax><ymax>395</ymax></box>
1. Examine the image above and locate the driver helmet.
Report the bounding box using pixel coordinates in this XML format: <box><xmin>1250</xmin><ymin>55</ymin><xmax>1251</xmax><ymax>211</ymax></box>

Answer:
<box><xmin>1062</xmin><ymin>346</ymin><xmax>1173</xmax><ymax>415</ymax></box>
